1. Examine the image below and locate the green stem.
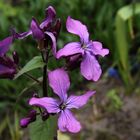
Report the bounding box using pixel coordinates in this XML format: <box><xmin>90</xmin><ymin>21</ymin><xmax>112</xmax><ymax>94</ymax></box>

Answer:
<box><xmin>17</xmin><ymin>66</ymin><xmax>41</xmax><ymax>84</ymax></box>
<box><xmin>24</xmin><ymin>73</ymin><xmax>41</xmax><ymax>84</ymax></box>
<box><xmin>43</xmin><ymin>65</ymin><xmax>47</xmax><ymax>97</ymax></box>
<box><xmin>42</xmin><ymin>50</ymin><xmax>49</xmax><ymax>97</ymax></box>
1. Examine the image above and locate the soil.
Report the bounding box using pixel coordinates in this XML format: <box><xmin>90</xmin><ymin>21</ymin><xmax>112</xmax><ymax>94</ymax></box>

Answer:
<box><xmin>68</xmin><ymin>78</ymin><xmax>140</xmax><ymax>140</ymax></box>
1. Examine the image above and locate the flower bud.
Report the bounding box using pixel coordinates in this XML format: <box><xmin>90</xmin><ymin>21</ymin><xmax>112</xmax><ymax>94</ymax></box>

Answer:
<box><xmin>20</xmin><ymin>118</ymin><xmax>30</xmax><ymax>128</ymax></box>
<box><xmin>12</xmin><ymin>51</ymin><xmax>19</xmax><ymax>65</ymax></box>
<box><xmin>42</xmin><ymin>111</ymin><xmax>49</xmax><ymax>121</ymax></box>
<box><xmin>66</xmin><ymin>54</ymin><xmax>82</xmax><ymax>71</ymax></box>
<box><xmin>53</xmin><ymin>18</ymin><xmax>61</xmax><ymax>39</ymax></box>
<box><xmin>0</xmin><ymin>56</ymin><xmax>17</xmax><ymax>79</ymax></box>
<box><xmin>20</xmin><ymin>110</ymin><xmax>37</xmax><ymax>128</ymax></box>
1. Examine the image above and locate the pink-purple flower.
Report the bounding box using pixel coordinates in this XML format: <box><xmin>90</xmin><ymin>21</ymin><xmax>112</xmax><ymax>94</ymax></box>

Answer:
<box><xmin>0</xmin><ymin>36</ymin><xmax>13</xmax><ymax>56</ymax></box>
<box><xmin>29</xmin><ymin>68</ymin><xmax>95</xmax><ymax>133</ymax></box>
<box><xmin>57</xmin><ymin>16</ymin><xmax>109</xmax><ymax>81</ymax></box>
<box><xmin>0</xmin><ymin>55</ymin><xmax>17</xmax><ymax>79</ymax></box>
<box><xmin>0</xmin><ymin>6</ymin><xmax>60</xmax><ymax>56</ymax></box>
<box><xmin>20</xmin><ymin>110</ymin><xmax>37</xmax><ymax>128</ymax></box>
<box><xmin>12</xmin><ymin>6</ymin><xmax>60</xmax><ymax>56</ymax></box>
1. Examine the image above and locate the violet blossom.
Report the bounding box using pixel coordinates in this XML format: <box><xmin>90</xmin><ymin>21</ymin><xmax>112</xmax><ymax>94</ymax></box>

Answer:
<box><xmin>0</xmin><ymin>6</ymin><xmax>60</xmax><ymax>56</ymax></box>
<box><xmin>12</xmin><ymin>6</ymin><xmax>60</xmax><ymax>56</ymax></box>
<box><xmin>20</xmin><ymin>110</ymin><xmax>37</xmax><ymax>128</ymax></box>
<box><xmin>29</xmin><ymin>69</ymin><xmax>95</xmax><ymax>133</ymax></box>
<box><xmin>57</xmin><ymin>16</ymin><xmax>109</xmax><ymax>81</ymax></box>
<box><xmin>0</xmin><ymin>36</ymin><xmax>13</xmax><ymax>56</ymax></box>
<box><xmin>0</xmin><ymin>55</ymin><xmax>17</xmax><ymax>79</ymax></box>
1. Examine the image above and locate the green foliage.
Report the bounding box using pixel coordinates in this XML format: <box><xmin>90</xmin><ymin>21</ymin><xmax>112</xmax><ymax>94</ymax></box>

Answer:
<box><xmin>106</xmin><ymin>89</ymin><xmax>123</xmax><ymax>112</ymax></box>
<box><xmin>15</xmin><ymin>56</ymin><xmax>45</xmax><ymax>79</ymax></box>
<box><xmin>29</xmin><ymin>116</ymin><xmax>57</xmax><ymax>140</ymax></box>
<box><xmin>115</xmin><ymin>3</ymin><xmax>140</xmax><ymax>91</ymax></box>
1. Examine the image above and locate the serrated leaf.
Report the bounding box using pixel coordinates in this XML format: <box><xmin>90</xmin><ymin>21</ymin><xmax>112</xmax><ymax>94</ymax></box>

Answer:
<box><xmin>29</xmin><ymin>116</ymin><xmax>57</xmax><ymax>140</ymax></box>
<box><xmin>15</xmin><ymin>56</ymin><xmax>45</xmax><ymax>79</ymax></box>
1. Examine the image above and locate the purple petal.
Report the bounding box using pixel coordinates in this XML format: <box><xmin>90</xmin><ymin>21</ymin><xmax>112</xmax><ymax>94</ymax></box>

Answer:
<box><xmin>20</xmin><ymin>110</ymin><xmax>37</xmax><ymax>128</ymax></box>
<box><xmin>0</xmin><ymin>56</ymin><xmax>16</xmax><ymax>79</ymax></box>
<box><xmin>0</xmin><ymin>65</ymin><xmax>15</xmax><ymax>79</ymax></box>
<box><xmin>90</xmin><ymin>41</ymin><xmax>109</xmax><ymax>57</ymax></box>
<box><xmin>12</xmin><ymin>28</ymin><xmax>32</xmax><ymax>40</ymax></box>
<box><xmin>48</xmin><ymin>69</ymin><xmax>70</xmax><ymax>102</ymax></box>
<box><xmin>45</xmin><ymin>31</ymin><xmax>56</xmax><ymax>56</ymax></box>
<box><xmin>20</xmin><ymin>118</ymin><xmax>30</xmax><ymax>128</ymax></box>
<box><xmin>31</xmin><ymin>18</ymin><xmax>44</xmax><ymax>40</ymax></box>
<box><xmin>45</xmin><ymin>6</ymin><xmax>56</xmax><ymax>19</ymax></box>
<box><xmin>66</xmin><ymin>91</ymin><xmax>95</xmax><ymax>109</ymax></box>
<box><xmin>56</xmin><ymin>42</ymin><xmax>84</xmax><ymax>59</ymax></box>
<box><xmin>66</xmin><ymin>16</ymin><xmax>89</xmax><ymax>44</ymax></box>
<box><xmin>40</xmin><ymin>6</ymin><xmax>56</xmax><ymax>29</ymax></box>
<box><xmin>58</xmin><ymin>109</ymin><xmax>81</xmax><ymax>133</ymax></box>
<box><xmin>29</xmin><ymin>97</ymin><xmax>60</xmax><ymax>113</ymax></box>
<box><xmin>80</xmin><ymin>52</ymin><xmax>102</xmax><ymax>81</ymax></box>
<box><xmin>0</xmin><ymin>36</ymin><xmax>13</xmax><ymax>56</ymax></box>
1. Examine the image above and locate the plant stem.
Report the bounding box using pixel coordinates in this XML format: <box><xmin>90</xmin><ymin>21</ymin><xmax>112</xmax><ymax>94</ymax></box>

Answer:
<box><xmin>17</xmin><ymin>66</ymin><xmax>41</xmax><ymax>84</ymax></box>
<box><xmin>42</xmin><ymin>50</ymin><xmax>49</xmax><ymax>97</ymax></box>
<box><xmin>43</xmin><ymin>65</ymin><xmax>47</xmax><ymax>96</ymax></box>
<box><xmin>24</xmin><ymin>73</ymin><xmax>41</xmax><ymax>84</ymax></box>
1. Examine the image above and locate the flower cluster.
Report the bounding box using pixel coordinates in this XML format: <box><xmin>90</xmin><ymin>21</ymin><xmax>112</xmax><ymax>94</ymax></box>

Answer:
<box><xmin>0</xmin><ymin>6</ymin><xmax>109</xmax><ymax>133</ymax></box>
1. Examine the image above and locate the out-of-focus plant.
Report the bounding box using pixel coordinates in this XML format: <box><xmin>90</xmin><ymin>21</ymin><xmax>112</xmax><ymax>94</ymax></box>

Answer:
<box><xmin>115</xmin><ymin>3</ymin><xmax>140</xmax><ymax>92</ymax></box>
<box><xmin>106</xmin><ymin>89</ymin><xmax>123</xmax><ymax>112</ymax></box>
<box><xmin>0</xmin><ymin>111</ymin><xmax>22</xmax><ymax>140</ymax></box>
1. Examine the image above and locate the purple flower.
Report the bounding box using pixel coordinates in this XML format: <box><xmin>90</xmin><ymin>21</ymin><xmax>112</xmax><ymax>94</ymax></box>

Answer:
<box><xmin>0</xmin><ymin>55</ymin><xmax>17</xmax><ymax>79</ymax></box>
<box><xmin>29</xmin><ymin>69</ymin><xmax>95</xmax><ymax>133</ymax></box>
<box><xmin>12</xmin><ymin>6</ymin><xmax>60</xmax><ymax>56</ymax></box>
<box><xmin>0</xmin><ymin>6</ymin><xmax>60</xmax><ymax>56</ymax></box>
<box><xmin>20</xmin><ymin>110</ymin><xmax>37</xmax><ymax>128</ymax></box>
<box><xmin>57</xmin><ymin>17</ymin><xmax>109</xmax><ymax>81</ymax></box>
<box><xmin>0</xmin><ymin>36</ymin><xmax>13</xmax><ymax>56</ymax></box>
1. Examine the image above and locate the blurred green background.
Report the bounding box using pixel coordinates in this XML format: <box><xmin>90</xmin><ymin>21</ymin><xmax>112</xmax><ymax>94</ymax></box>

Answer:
<box><xmin>0</xmin><ymin>0</ymin><xmax>140</xmax><ymax>140</ymax></box>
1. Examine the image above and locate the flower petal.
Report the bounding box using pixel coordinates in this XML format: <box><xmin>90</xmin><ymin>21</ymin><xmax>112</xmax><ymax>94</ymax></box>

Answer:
<box><xmin>58</xmin><ymin>109</ymin><xmax>81</xmax><ymax>133</ymax></box>
<box><xmin>45</xmin><ymin>31</ymin><xmax>56</xmax><ymax>56</ymax></box>
<box><xmin>90</xmin><ymin>41</ymin><xmax>109</xmax><ymax>57</ymax></box>
<box><xmin>0</xmin><ymin>56</ymin><xmax>16</xmax><ymax>79</ymax></box>
<box><xmin>80</xmin><ymin>52</ymin><xmax>102</xmax><ymax>81</ymax></box>
<box><xmin>56</xmin><ymin>42</ymin><xmax>83</xmax><ymax>59</ymax></box>
<box><xmin>0</xmin><ymin>36</ymin><xmax>13</xmax><ymax>56</ymax></box>
<box><xmin>45</xmin><ymin>6</ymin><xmax>56</xmax><ymax>19</ymax></box>
<box><xmin>12</xmin><ymin>28</ymin><xmax>32</xmax><ymax>40</ymax></box>
<box><xmin>48</xmin><ymin>69</ymin><xmax>70</xmax><ymax>102</ymax></box>
<box><xmin>40</xmin><ymin>6</ymin><xmax>56</xmax><ymax>29</ymax></box>
<box><xmin>66</xmin><ymin>16</ymin><xmax>89</xmax><ymax>44</ymax></box>
<box><xmin>20</xmin><ymin>118</ymin><xmax>30</xmax><ymax>128</ymax></box>
<box><xmin>66</xmin><ymin>91</ymin><xmax>95</xmax><ymax>109</ymax></box>
<box><xmin>29</xmin><ymin>97</ymin><xmax>60</xmax><ymax>113</ymax></box>
<box><xmin>30</xmin><ymin>18</ymin><xmax>44</xmax><ymax>40</ymax></box>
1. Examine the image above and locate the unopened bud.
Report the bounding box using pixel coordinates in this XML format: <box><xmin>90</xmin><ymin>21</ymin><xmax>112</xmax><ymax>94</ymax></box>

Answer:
<box><xmin>12</xmin><ymin>51</ymin><xmax>19</xmax><ymax>65</ymax></box>
<box><xmin>53</xmin><ymin>18</ymin><xmax>61</xmax><ymax>39</ymax></box>
<box><xmin>42</xmin><ymin>111</ymin><xmax>49</xmax><ymax>121</ymax></box>
<box><xmin>20</xmin><ymin>110</ymin><xmax>37</xmax><ymax>128</ymax></box>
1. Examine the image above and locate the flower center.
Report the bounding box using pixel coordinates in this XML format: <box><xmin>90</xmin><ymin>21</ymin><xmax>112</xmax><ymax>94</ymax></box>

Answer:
<box><xmin>59</xmin><ymin>103</ymin><xmax>67</xmax><ymax>110</ymax></box>
<box><xmin>82</xmin><ymin>44</ymin><xmax>87</xmax><ymax>49</ymax></box>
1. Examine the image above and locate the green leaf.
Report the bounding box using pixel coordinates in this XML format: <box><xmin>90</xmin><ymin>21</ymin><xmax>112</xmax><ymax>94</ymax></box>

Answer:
<box><xmin>115</xmin><ymin>3</ymin><xmax>140</xmax><ymax>90</ymax></box>
<box><xmin>0</xmin><ymin>118</ymin><xmax>7</xmax><ymax>135</ymax></box>
<box><xmin>15</xmin><ymin>77</ymin><xmax>43</xmax><ymax>105</ymax></box>
<box><xmin>29</xmin><ymin>116</ymin><xmax>57</xmax><ymax>140</ymax></box>
<box><xmin>15</xmin><ymin>56</ymin><xmax>45</xmax><ymax>79</ymax></box>
<box><xmin>117</xmin><ymin>3</ymin><xmax>140</xmax><ymax>21</ymax></box>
